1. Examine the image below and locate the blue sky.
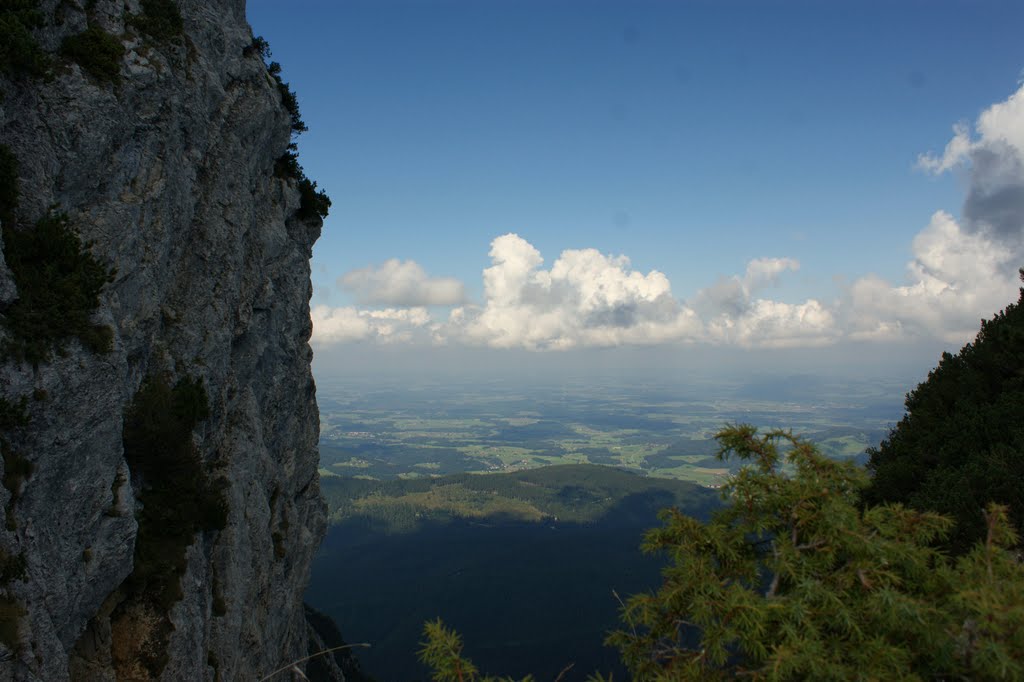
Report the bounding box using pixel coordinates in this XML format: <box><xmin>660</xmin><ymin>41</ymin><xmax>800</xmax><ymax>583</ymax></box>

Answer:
<box><xmin>246</xmin><ymin>0</ymin><xmax>1024</xmax><ymax>372</ymax></box>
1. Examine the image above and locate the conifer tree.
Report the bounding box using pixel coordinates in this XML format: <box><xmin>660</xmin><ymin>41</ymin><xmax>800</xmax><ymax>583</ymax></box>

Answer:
<box><xmin>606</xmin><ymin>426</ymin><xmax>1023</xmax><ymax>680</ymax></box>
<box><xmin>863</xmin><ymin>270</ymin><xmax>1024</xmax><ymax>554</ymax></box>
<box><xmin>420</xmin><ymin>426</ymin><xmax>1024</xmax><ymax>681</ymax></box>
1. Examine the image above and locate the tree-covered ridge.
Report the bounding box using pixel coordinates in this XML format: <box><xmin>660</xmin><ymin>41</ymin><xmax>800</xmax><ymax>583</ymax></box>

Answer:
<box><xmin>321</xmin><ymin>464</ymin><xmax>718</xmax><ymax>533</ymax></box>
<box><xmin>863</xmin><ymin>270</ymin><xmax>1024</xmax><ymax>554</ymax></box>
<box><xmin>420</xmin><ymin>426</ymin><xmax>1024</xmax><ymax>681</ymax></box>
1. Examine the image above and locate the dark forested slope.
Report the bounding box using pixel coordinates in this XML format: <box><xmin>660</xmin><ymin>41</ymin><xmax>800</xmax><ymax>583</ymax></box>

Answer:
<box><xmin>863</xmin><ymin>272</ymin><xmax>1024</xmax><ymax>553</ymax></box>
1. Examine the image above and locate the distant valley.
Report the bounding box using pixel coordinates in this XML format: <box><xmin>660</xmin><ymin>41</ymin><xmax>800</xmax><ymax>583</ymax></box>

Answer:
<box><xmin>310</xmin><ymin>465</ymin><xmax>720</xmax><ymax>681</ymax></box>
<box><xmin>314</xmin><ymin>373</ymin><xmax>901</xmax><ymax>484</ymax></box>
<box><xmin>307</xmin><ymin>375</ymin><xmax>906</xmax><ymax>680</ymax></box>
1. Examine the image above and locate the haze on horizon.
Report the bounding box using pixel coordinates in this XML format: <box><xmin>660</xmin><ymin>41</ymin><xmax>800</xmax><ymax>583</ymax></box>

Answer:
<box><xmin>247</xmin><ymin>0</ymin><xmax>1024</xmax><ymax>384</ymax></box>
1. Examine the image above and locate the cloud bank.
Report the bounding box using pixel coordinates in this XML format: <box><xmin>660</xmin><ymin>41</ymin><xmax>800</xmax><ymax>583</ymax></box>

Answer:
<box><xmin>445</xmin><ymin>234</ymin><xmax>701</xmax><ymax>350</ymax></box>
<box><xmin>311</xmin><ymin>305</ymin><xmax>431</xmax><ymax>345</ymax></box>
<box><xmin>846</xmin><ymin>81</ymin><xmax>1024</xmax><ymax>342</ymax></box>
<box><xmin>339</xmin><ymin>259</ymin><xmax>465</xmax><ymax>306</ymax></box>
<box><xmin>312</xmin><ymin>82</ymin><xmax>1024</xmax><ymax>351</ymax></box>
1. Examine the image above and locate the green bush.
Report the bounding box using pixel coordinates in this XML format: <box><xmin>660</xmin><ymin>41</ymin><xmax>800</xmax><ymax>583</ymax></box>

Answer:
<box><xmin>420</xmin><ymin>427</ymin><xmax>1024</xmax><ymax>681</ymax></box>
<box><xmin>267</xmin><ymin>61</ymin><xmax>307</xmax><ymax>135</ymax></box>
<box><xmin>0</xmin><ymin>549</ymin><xmax>26</xmax><ymax>584</ymax></box>
<box><xmin>1</xmin><ymin>213</ymin><xmax>115</xmax><ymax>366</ymax></box>
<box><xmin>130</xmin><ymin>0</ymin><xmax>182</xmax><ymax>41</ymax></box>
<box><xmin>60</xmin><ymin>26</ymin><xmax>124</xmax><ymax>83</ymax></box>
<box><xmin>0</xmin><ymin>396</ymin><xmax>29</xmax><ymax>532</ymax></box>
<box><xmin>0</xmin><ymin>145</ymin><xmax>17</xmax><ymax>226</ymax></box>
<box><xmin>252</xmin><ymin>37</ymin><xmax>331</xmax><ymax>223</ymax></box>
<box><xmin>243</xmin><ymin>35</ymin><xmax>270</xmax><ymax>61</ymax></box>
<box><xmin>0</xmin><ymin>595</ymin><xmax>24</xmax><ymax>650</ymax></box>
<box><xmin>242</xmin><ymin>36</ymin><xmax>333</xmax><ymax>224</ymax></box>
<box><xmin>298</xmin><ymin>178</ymin><xmax>331</xmax><ymax>221</ymax></box>
<box><xmin>0</xmin><ymin>1</ymin><xmax>48</xmax><ymax>79</ymax></box>
<box><xmin>275</xmin><ymin>146</ymin><xmax>332</xmax><ymax>221</ymax></box>
<box><xmin>122</xmin><ymin>374</ymin><xmax>226</xmax><ymax>612</ymax></box>
<box><xmin>863</xmin><ymin>270</ymin><xmax>1024</xmax><ymax>554</ymax></box>
<box><xmin>274</xmin><ymin>144</ymin><xmax>300</xmax><ymax>180</ymax></box>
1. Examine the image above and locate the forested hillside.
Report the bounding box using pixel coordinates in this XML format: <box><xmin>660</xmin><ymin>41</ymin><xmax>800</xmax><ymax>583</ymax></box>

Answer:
<box><xmin>311</xmin><ymin>466</ymin><xmax>720</xmax><ymax>680</ymax></box>
<box><xmin>863</xmin><ymin>271</ymin><xmax>1024</xmax><ymax>553</ymax></box>
<box><xmin>320</xmin><ymin>464</ymin><xmax>718</xmax><ymax>532</ymax></box>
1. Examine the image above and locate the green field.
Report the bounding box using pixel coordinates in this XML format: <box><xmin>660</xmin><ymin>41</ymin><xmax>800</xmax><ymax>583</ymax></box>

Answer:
<box><xmin>321</xmin><ymin>463</ymin><xmax>718</xmax><ymax>531</ymax></box>
<box><xmin>315</xmin><ymin>375</ymin><xmax>901</xmax><ymax>486</ymax></box>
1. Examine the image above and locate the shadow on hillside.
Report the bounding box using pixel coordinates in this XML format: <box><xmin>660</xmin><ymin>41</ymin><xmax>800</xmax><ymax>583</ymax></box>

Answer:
<box><xmin>308</xmin><ymin>488</ymin><xmax>718</xmax><ymax>682</ymax></box>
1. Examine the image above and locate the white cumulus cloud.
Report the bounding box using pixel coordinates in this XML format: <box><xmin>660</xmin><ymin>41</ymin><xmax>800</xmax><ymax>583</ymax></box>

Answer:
<box><xmin>310</xmin><ymin>83</ymin><xmax>1024</xmax><ymax>352</ymax></box>
<box><xmin>339</xmin><ymin>259</ymin><xmax>466</xmax><ymax>306</ymax></box>
<box><xmin>918</xmin><ymin>82</ymin><xmax>1024</xmax><ymax>244</ymax></box>
<box><xmin>845</xmin><ymin>211</ymin><xmax>1018</xmax><ymax>342</ymax></box>
<box><xmin>849</xmin><ymin>82</ymin><xmax>1024</xmax><ymax>343</ymax></box>
<box><xmin>692</xmin><ymin>257</ymin><xmax>837</xmax><ymax>348</ymax></box>
<box><xmin>443</xmin><ymin>234</ymin><xmax>703</xmax><ymax>350</ymax></box>
<box><xmin>311</xmin><ymin>305</ymin><xmax>431</xmax><ymax>346</ymax></box>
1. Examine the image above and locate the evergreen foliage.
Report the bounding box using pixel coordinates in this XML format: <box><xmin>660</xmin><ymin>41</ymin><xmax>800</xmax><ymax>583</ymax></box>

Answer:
<box><xmin>273</xmin><ymin>143</ymin><xmax>300</xmax><ymax>179</ymax></box>
<box><xmin>267</xmin><ymin>60</ymin><xmax>307</xmax><ymax>135</ymax></box>
<box><xmin>0</xmin><ymin>144</ymin><xmax>17</xmax><ymax>226</ymax></box>
<box><xmin>243</xmin><ymin>35</ymin><xmax>270</xmax><ymax>61</ymax></box>
<box><xmin>863</xmin><ymin>271</ymin><xmax>1024</xmax><ymax>554</ymax></box>
<box><xmin>0</xmin><ymin>0</ymin><xmax>48</xmax><ymax>79</ymax></box>
<box><xmin>0</xmin><ymin>546</ymin><xmax>27</xmax><ymax>649</ymax></box>
<box><xmin>0</xmin><ymin>595</ymin><xmax>24</xmax><ymax>650</ymax></box>
<box><xmin>0</xmin><ymin>395</ymin><xmax>29</xmax><ymax>531</ymax></box>
<box><xmin>297</xmin><ymin>178</ymin><xmax>332</xmax><ymax>221</ymax></box>
<box><xmin>419</xmin><ymin>619</ymin><xmax>533</xmax><ymax>682</ymax></box>
<box><xmin>130</xmin><ymin>0</ymin><xmax>183</xmax><ymax>41</ymax></box>
<box><xmin>1</xmin><ymin>213</ymin><xmax>115</xmax><ymax>366</ymax></box>
<box><xmin>0</xmin><ymin>547</ymin><xmax>26</xmax><ymax>585</ymax></box>
<box><xmin>420</xmin><ymin>426</ymin><xmax>1024</xmax><ymax>681</ymax></box>
<box><xmin>122</xmin><ymin>374</ymin><xmax>226</xmax><ymax>612</ymax></box>
<box><xmin>249</xmin><ymin>35</ymin><xmax>331</xmax><ymax>221</ymax></box>
<box><xmin>60</xmin><ymin>26</ymin><xmax>124</xmax><ymax>83</ymax></box>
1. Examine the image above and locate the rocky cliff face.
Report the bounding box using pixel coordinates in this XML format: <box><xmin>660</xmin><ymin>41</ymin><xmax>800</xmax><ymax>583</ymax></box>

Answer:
<box><xmin>0</xmin><ymin>0</ymin><xmax>333</xmax><ymax>679</ymax></box>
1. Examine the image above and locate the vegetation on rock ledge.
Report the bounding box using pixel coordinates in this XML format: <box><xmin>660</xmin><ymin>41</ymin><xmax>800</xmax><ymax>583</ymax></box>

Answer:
<box><xmin>121</xmin><ymin>374</ymin><xmax>226</xmax><ymax>611</ymax></box>
<box><xmin>0</xmin><ymin>0</ymin><xmax>49</xmax><ymax>80</ymax></box>
<box><xmin>110</xmin><ymin>374</ymin><xmax>225</xmax><ymax>678</ymax></box>
<box><xmin>249</xmin><ymin>35</ymin><xmax>332</xmax><ymax>222</ymax></box>
<box><xmin>0</xmin><ymin>395</ymin><xmax>29</xmax><ymax>531</ymax></box>
<box><xmin>130</xmin><ymin>0</ymin><xmax>183</xmax><ymax>42</ymax></box>
<box><xmin>60</xmin><ymin>26</ymin><xmax>125</xmax><ymax>83</ymax></box>
<box><xmin>0</xmin><ymin>144</ymin><xmax>18</xmax><ymax>225</ymax></box>
<box><xmin>1</xmin><ymin>212</ymin><xmax>115</xmax><ymax>366</ymax></box>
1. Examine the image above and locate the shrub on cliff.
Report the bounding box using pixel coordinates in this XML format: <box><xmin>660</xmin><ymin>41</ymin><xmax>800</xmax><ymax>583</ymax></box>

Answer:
<box><xmin>0</xmin><ymin>395</ymin><xmax>30</xmax><ymax>531</ymax></box>
<box><xmin>60</xmin><ymin>26</ymin><xmax>125</xmax><ymax>83</ymax></box>
<box><xmin>0</xmin><ymin>144</ymin><xmax>17</xmax><ymax>225</ymax></box>
<box><xmin>0</xmin><ymin>0</ymin><xmax>49</xmax><ymax>79</ymax></box>
<box><xmin>863</xmin><ymin>270</ymin><xmax>1024</xmax><ymax>554</ymax></box>
<box><xmin>122</xmin><ymin>374</ymin><xmax>227</xmax><ymax>610</ymax></box>
<box><xmin>130</xmin><ymin>0</ymin><xmax>183</xmax><ymax>41</ymax></box>
<box><xmin>250</xmin><ymin>36</ymin><xmax>331</xmax><ymax>222</ymax></box>
<box><xmin>420</xmin><ymin>426</ymin><xmax>1024</xmax><ymax>681</ymax></box>
<box><xmin>1</xmin><ymin>213</ymin><xmax>115</xmax><ymax>366</ymax></box>
<box><xmin>298</xmin><ymin>178</ymin><xmax>331</xmax><ymax>221</ymax></box>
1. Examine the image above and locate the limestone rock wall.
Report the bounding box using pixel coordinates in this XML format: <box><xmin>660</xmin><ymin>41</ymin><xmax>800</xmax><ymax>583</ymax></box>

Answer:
<box><xmin>0</xmin><ymin>0</ymin><xmax>331</xmax><ymax>679</ymax></box>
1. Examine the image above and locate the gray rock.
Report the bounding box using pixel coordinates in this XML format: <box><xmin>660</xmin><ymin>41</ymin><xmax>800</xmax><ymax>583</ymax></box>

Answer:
<box><xmin>0</xmin><ymin>0</ymin><xmax>336</xmax><ymax>679</ymax></box>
